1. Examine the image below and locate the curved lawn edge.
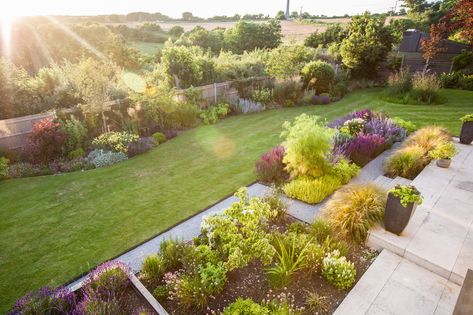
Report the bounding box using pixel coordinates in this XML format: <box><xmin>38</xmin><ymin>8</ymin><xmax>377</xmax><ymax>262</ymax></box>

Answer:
<box><xmin>1</xmin><ymin>87</ymin><xmax>472</xmax><ymax>312</ymax></box>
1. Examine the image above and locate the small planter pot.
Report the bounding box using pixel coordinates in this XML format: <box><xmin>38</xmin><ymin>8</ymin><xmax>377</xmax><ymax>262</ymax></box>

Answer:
<box><xmin>384</xmin><ymin>193</ymin><xmax>417</xmax><ymax>235</ymax></box>
<box><xmin>436</xmin><ymin>158</ymin><xmax>451</xmax><ymax>168</ymax></box>
<box><xmin>460</xmin><ymin>121</ymin><xmax>473</xmax><ymax>145</ymax></box>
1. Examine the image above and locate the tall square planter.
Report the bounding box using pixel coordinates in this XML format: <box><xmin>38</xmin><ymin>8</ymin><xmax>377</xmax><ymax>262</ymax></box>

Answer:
<box><xmin>460</xmin><ymin>121</ymin><xmax>473</xmax><ymax>145</ymax></box>
<box><xmin>384</xmin><ymin>192</ymin><xmax>417</xmax><ymax>235</ymax></box>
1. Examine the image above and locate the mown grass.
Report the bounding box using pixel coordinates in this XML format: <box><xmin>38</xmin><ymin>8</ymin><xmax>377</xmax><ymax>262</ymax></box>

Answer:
<box><xmin>0</xmin><ymin>88</ymin><xmax>472</xmax><ymax>312</ymax></box>
<box><xmin>128</xmin><ymin>41</ymin><xmax>164</xmax><ymax>55</ymax></box>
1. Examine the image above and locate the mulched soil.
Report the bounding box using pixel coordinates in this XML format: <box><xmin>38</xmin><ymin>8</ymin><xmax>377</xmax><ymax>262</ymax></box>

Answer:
<box><xmin>152</xmin><ymin>216</ymin><xmax>376</xmax><ymax>315</ymax></box>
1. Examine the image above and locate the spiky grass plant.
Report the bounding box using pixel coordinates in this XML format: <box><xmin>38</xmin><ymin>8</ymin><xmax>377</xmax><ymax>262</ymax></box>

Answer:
<box><xmin>323</xmin><ymin>184</ymin><xmax>386</xmax><ymax>243</ymax></box>
<box><xmin>383</xmin><ymin>145</ymin><xmax>429</xmax><ymax>179</ymax></box>
<box><xmin>402</xmin><ymin>126</ymin><xmax>451</xmax><ymax>151</ymax></box>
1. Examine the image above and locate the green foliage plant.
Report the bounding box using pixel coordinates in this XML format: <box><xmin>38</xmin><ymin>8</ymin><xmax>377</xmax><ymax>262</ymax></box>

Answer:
<box><xmin>429</xmin><ymin>141</ymin><xmax>457</xmax><ymax>159</ymax></box>
<box><xmin>392</xmin><ymin>117</ymin><xmax>417</xmax><ymax>134</ymax></box>
<box><xmin>200</xmin><ymin>103</ymin><xmax>230</xmax><ymax>125</ymax></box>
<box><xmin>323</xmin><ymin>183</ymin><xmax>386</xmax><ymax>243</ymax></box>
<box><xmin>222</xmin><ymin>298</ymin><xmax>270</xmax><ymax>315</ymax></box>
<box><xmin>460</xmin><ymin>114</ymin><xmax>473</xmax><ymax>122</ymax></box>
<box><xmin>389</xmin><ymin>184</ymin><xmax>423</xmax><ymax>207</ymax></box>
<box><xmin>61</xmin><ymin>118</ymin><xmax>88</xmax><ymax>156</ymax></box>
<box><xmin>321</xmin><ymin>250</ymin><xmax>356</xmax><ymax>290</ymax></box>
<box><xmin>281</xmin><ymin>114</ymin><xmax>334</xmax><ymax>178</ymax></box>
<box><xmin>141</xmin><ymin>255</ymin><xmax>165</xmax><ymax>286</ymax></box>
<box><xmin>300</xmin><ymin>61</ymin><xmax>335</xmax><ymax>94</ymax></box>
<box><xmin>383</xmin><ymin>145</ymin><xmax>428</xmax><ymax>179</ymax></box>
<box><xmin>92</xmin><ymin>131</ymin><xmax>138</xmax><ymax>153</ymax></box>
<box><xmin>151</xmin><ymin>132</ymin><xmax>167</xmax><ymax>144</ymax></box>
<box><xmin>0</xmin><ymin>157</ymin><xmax>9</xmax><ymax>178</ymax></box>
<box><xmin>252</xmin><ymin>88</ymin><xmax>274</xmax><ymax>105</ymax></box>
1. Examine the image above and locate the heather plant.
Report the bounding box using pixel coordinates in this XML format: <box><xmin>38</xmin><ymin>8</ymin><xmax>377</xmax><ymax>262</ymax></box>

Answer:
<box><xmin>92</xmin><ymin>131</ymin><xmax>139</xmax><ymax>153</ymax></box>
<box><xmin>255</xmin><ymin>146</ymin><xmax>288</xmax><ymax>184</ymax></box>
<box><xmin>383</xmin><ymin>145</ymin><xmax>429</xmax><ymax>179</ymax></box>
<box><xmin>322</xmin><ymin>250</ymin><xmax>356</xmax><ymax>290</ymax></box>
<box><xmin>127</xmin><ymin>137</ymin><xmax>155</xmax><ymax>158</ymax></box>
<box><xmin>328</xmin><ymin>109</ymin><xmax>374</xmax><ymax>129</ymax></box>
<box><xmin>345</xmin><ymin>134</ymin><xmax>386</xmax><ymax>166</ymax></box>
<box><xmin>282</xmin><ymin>114</ymin><xmax>334</xmax><ymax>178</ymax></box>
<box><xmin>323</xmin><ymin>184</ymin><xmax>386</xmax><ymax>243</ymax></box>
<box><xmin>283</xmin><ymin>174</ymin><xmax>342</xmax><ymax>204</ymax></box>
<box><xmin>87</xmin><ymin>149</ymin><xmax>128</xmax><ymax>168</ymax></box>
<box><xmin>199</xmin><ymin>103</ymin><xmax>230</xmax><ymax>125</ymax></box>
<box><xmin>28</xmin><ymin>119</ymin><xmax>66</xmax><ymax>164</ymax></box>
<box><xmin>364</xmin><ymin>117</ymin><xmax>406</xmax><ymax>144</ymax></box>
<box><xmin>8</xmin><ymin>286</ymin><xmax>76</xmax><ymax>315</ymax></box>
<box><xmin>389</xmin><ymin>185</ymin><xmax>423</xmax><ymax>207</ymax></box>
<box><xmin>82</xmin><ymin>261</ymin><xmax>131</xmax><ymax>302</ymax></box>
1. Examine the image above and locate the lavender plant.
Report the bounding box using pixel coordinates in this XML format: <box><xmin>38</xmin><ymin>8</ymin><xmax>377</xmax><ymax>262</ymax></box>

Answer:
<box><xmin>8</xmin><ymin>286</ymin><xmax>76</xmax><ymax>315</ymax></box>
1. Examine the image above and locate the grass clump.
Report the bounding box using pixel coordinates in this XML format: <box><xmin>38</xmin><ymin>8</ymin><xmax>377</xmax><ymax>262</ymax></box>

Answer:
<box><xmin>403</xmin><ymin>126</ymin><xmax>451</xmax><ymax>151</ymax></box>
<box><xmin>323</xmin><ymin>184</ymin><xmax>386</xmax><ymax>243</ymax></box>
<box><xmin>384</xmin><ymin>145</ymin><xmax>428</xmax><ymax>179</ymax></box>
<box><xmin>304</xmin><ymin>291</ymin><xmax>329</xmax><ymax>313</ymax></box>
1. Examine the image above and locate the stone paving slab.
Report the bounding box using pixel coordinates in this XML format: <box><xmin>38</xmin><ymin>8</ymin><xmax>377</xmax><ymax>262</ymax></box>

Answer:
<box><xmin>335</xmin><ymin>250</ymin><xmax>461</xmax><ymax>315</ymax></box>
<box><xmin>367</xmin><ymin>140</ymin><xmax>473</xmax><ymax>286</ymax></box>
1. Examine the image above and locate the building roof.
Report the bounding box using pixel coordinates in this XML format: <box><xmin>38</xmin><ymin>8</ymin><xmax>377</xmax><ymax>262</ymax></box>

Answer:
<box><xmin>399</xmin><ymin>29</ymin><xmax>470</xmax><ymax>54</ymax></box>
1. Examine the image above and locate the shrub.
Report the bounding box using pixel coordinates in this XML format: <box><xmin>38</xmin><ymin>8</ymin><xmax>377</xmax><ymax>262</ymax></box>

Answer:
<box><xmin>0</xmin><ymin>157</ymin><xmax>9</xmax><ymax>178</ymax></box>
<box><xmin>152</xmin><ymin>132</ymin><xmax>167</xmax><ymax>144</ymax></box>
<box><xmin>262</xmin><ymin>188</ymin><xmax>288</xmax><ymax>219</ymax></box>
<box><xmin>200</xmin><ymin>103</ymin><xmax>230</xmax><ymax>125</ymax></box>
<box><xmin>49</xmin><ymin>157</ymin><xmax>95</xmax><ymax>174</ymax></box>
<box><xmin>310</xmin><ymin>218</ymin><xmax>334</xmax><ymax>243</ymax></box>
<box><xmin>127</xmin><ymin>137</ymin><xmax>155</xmax><ymax>158</ymax></box>
<box><xmin>67</xmin><ymin>148</ymin><xmax>85</xmax><ymax>160</ymax></box>
<box><xmin>160</xmin><ymin>238</ymin><xmax>188</xmax><ymax>271</ymax></box>
<box><xmin>198</xmin><ymin>262</ymin><xmax>227</xmax><ymax>295</ymax></box>
<box><xmin>322</xmin><ymin>250</ymin><xmax>356</xmax><ymax>289</ymax></box>
<box><xmin>319</xmin><ymin>93</ymin><xmax>331</xmax><ymax>104</ymax></box>
<box><xmin>328</xmin><ymin>109</ymin><xmax>374</xmax><ymax>129</ymax></box>
<box><xmin>92</xmin><ymin>131</ymin><xmax>139</xmax><ymax>153</ymax></box>
<box><xmin>461</xmin><ymin>114</ymin><xmax>473</xmax><ymax>122</ymax></box>
<box><xmin>389</xmin><ymin>184</ymin><xmax>423</xmax><ymax>207</ymax></box>
<box><xmin>387</xmin><ymin>69</ymin><xmax>412</xmax><ymax>95</ymax></box>
<box><xmin>141</xmin><ymin>255</ymin><xmax>165</xmax><ymax>285</ymax></box>
<box><xmin>340</xmin><ymin>118</ymin><xmax>366</xmax><ymax>136</ymax></box>
<box><xmin>252</xmin><ymin>88</ymin><xmax>274</xmax><ymax>105</ymax></box>
<box><xmin>392</xmin><ymin>117</ymin><xmax>417</xmax><ymax>134</ymax></box>
<box><xmin>452</xmin><ymin>50</ymin><xmax>473</xmax><ymax>72</ymax></box>
<box><xmin>429</xmin><ymin>141</ymin><xmax>457</xmax><ymax>160</ymax></box>
<box><xmin>7</xmin><ymin>162</ymin><xmax>51</xmax><ymax>178</ymax></box>
<box><xmin>223</xmin><ymin>298</ymin><xmax>270</xmax><ymax>315</ymax></box>
<box><xmin>282</xmin><ymin>114</ymin><xmax>334</xmax><ymax>178</ymax></box>
<box><xmin>255</xmin><ymin>146</ymin><xmax>288</xmax><ymax>184</ymax></box>
<box><xmin>8</xmin><ymin>286</ymin><xmax>76</xmax><ymax>315</ymax></box>
<box><xmin>403</xmin><ymin>126</ymin><xmax>451</xmax><ymax>151</ymax></box>
<box><xmin>153</xmin><ymin>285</ymin><xmax>169</xmax><ymax>300</ymax></box>
<box><xmin>322</xmin><ymin>236</ymin><xmax>349</xmax><ymax>258</ymax></box>
<box><xmin>182</xmin><ymin>244</ymin><xmax>221</xmax><ymax>271</ymax></box>
<box><xmin>383</xmin><ymin>145</ymin><xmax>428</xmax><ymax>179</ymax></box>
<box><xmin>300</xmin><ymin>61</ymin><xmax>335</xmax><ymax>94</ymax></box>
<box><xmin>411</xmin><ymin>73</ymin><xmax>441</xmax><ymax>104</ymax></box>
<box><xmin>75</xmin><ymin>296</ymin><xmax>122</xmax><ymax>315</ymax></box>
<box><xmin>82</xmin><ymin>261</ymin><xmax>131</xmax><ymax>301</ymax></box>
<box><xmin>28</xmin><ymin>119</ymin><xmax>66</xmax><ymax>164</ymax></box>
<box><xmin>0</xmin><ymin>147</ymin><xmax>20</xmax><ymax>163</ymax></box>
<box><xmin>330</xmin><ymin>159</ymin><xmax>360</xmax><ymax>184</ymax></box>
<box><xmin>87</xmin><ymin>149</ymin><xmax>128</xmax><ymax>168</ymax></box>
<box><xmin>266</xmin><ymin>236</ymin><xmax>311</xmax><ymax>288</ymax></box>
<box><xmin>345</xmin><ymin>134</ymin><xmax>386</xmax><ymax>166</ymax></box>
<box><xmin>272</xmin><ymin>80</ymin><xmax>304</xmax><ymax>107</ymax></box>
<box><xmin>283</xmin><ymin>175</ymin><xmax>342</xmax><ymax>204</ymax></box>
<box><xmin>61</xmin><ymin>118</ymin><xmax>88</xmax><ymax>155</ymax></box>
<box><xmin>323</xmin><ymin>184</ymin><xmax>386</xmax><ymax>243</ymax></box>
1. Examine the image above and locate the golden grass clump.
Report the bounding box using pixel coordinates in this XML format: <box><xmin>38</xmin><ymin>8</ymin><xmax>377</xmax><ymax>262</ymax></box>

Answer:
<box><xmin>402</xmin><ymin>126</ymin><xmax>451</xmax><ymax>151</ymax></box>
<box><xmin>383</xmin><ymin>145</ymin><xmax>429</xmax><ymax>179</ymax></box>
<box><xmin>323</xmin><ymin>184</ymin><xmax>386</xmax><ymax>243</ymax></box>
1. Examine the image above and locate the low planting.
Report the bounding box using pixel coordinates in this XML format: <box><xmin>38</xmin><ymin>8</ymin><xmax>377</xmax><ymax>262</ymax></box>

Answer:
<box><xmin>135</xmin><ymin>189</ymin><xmax>372</xmax><ymax>314</ymax></box>
<box><xmin>384</xmin><ymin>126</ymin><xmax>454</xmax><ymax>179</ymax></box>
<box><xmin>256</xmin><ymin>110</ymin><xmax>409</xmax><ymax>204</ymax></box>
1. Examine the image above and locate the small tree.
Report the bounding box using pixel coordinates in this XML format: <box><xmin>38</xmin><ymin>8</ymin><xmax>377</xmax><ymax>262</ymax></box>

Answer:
<box><xmin>300</xmin><ymin>61</ymin><xmax>335</xmax><ymax>94</ymax></box>
<box><xmin>28</xmin><ymin>119</ymin><xmax>66</xmax><ymax>164</ymax></box>
<box><xmin>161</xmin><ymin>42</ymin><xmax>203</xmax><ymax>88</ymax></box>
<box><xmin>267</xmin><ymin>45</ymin><xmax>318</xmax><ymax>79</ymax></box>
<box><xmin>340</xmin><ymin>12</ymin><xmax>393</xmax><ymax>78</ymax></box>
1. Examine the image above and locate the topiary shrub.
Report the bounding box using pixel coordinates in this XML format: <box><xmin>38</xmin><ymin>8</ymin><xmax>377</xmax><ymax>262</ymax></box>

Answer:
<box><xmin>300</xmin><ymin>61</ymin><xmax>335</xmax><ymax>94</ymax></box>
<box><xmin>319</xmin><ymin>93</ymin><xmax>331</xmax><ymax>104</ymax></box>
<box><xmin>152</xmin><ymin>132</ymin><xmax>167</xmax><ymax>144</ymax></box>
<box><xmin>255</xmin><ymin>146</ymin><xmax>288</xmax><ymax>184</ymax></box>
<box><xmin>322</xmin><ymin>250</ymin><xmax>356</xmax><ymax>289</ymax></box>
<box><xmin>28</xmin><ymin>119</ymin><xmax>66</xmax><ymax>164</ymax></box>
<box><xmin>323</xmin><ymin>183</ymin><xmax>386</xmax><ymax>243</ymax></box>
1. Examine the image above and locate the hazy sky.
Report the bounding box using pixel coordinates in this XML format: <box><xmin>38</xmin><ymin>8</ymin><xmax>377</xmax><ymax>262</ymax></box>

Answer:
<box><xmin>3</xmin><ymin>0</ymin><xmax>401</xmax><ymax>18</ymax></box>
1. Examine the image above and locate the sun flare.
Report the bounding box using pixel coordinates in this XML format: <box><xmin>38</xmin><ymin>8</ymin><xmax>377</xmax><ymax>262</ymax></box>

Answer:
<box><xmin>0</xmin><ymin>9</ymin><xmax>19</xmax><ymax>53</ymax></box>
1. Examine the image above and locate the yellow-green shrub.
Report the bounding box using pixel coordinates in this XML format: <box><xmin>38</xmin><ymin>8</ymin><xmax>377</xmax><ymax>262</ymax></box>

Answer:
<box><xmin>323</xmin><ymin>184</ymin><xmax>386</xmax><ymax>243</ymax></box>
<box><xmin>283</xmin><ymin>175</ymin><xmax>342</xmax><ymax>204</ymax></box>
<box><xmin>383</xmin><ymin>145</ymin><xmax>428</xmax><ymax>179</ymax></box>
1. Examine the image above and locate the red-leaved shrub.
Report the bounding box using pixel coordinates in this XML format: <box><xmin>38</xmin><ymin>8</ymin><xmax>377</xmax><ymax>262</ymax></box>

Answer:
<box><xmin>28</xmin><ymin>119</ymin><xmax>66</xmax><ymax>164</ymax></box>
<box><xmin>255</xmin><ymin>146</ymin><xmax>289</xmax><ymax>183</ymax></box>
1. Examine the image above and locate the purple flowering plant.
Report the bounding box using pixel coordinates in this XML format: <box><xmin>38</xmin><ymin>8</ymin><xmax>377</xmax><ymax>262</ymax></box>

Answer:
<box><xmin>8</xmin><ymin>286</ymin><xmax>76</xmax><ymax>315</ymax></box>
<box><xmin>345</xmin><ymin>134</ymin><xmax>386</xmax><ymax>166</ymax></box>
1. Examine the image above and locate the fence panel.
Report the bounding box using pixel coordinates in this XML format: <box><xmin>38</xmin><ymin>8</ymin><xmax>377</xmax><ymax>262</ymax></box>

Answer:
<box><xmin>0</xmin><ymin>112</ymin><xmax>56</xmax><ymax>150</ymax></box>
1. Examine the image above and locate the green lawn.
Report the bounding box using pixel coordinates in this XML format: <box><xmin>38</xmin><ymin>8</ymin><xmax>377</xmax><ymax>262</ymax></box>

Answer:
<box><xmin>1</xmin><ymin>88</ymin><xmax>472</xmax><ymax>312</ymax></box>
<box><xmin>128</xmin><ymin>41</ymin><xmax>164</xmax><ymax>55</ymax></box>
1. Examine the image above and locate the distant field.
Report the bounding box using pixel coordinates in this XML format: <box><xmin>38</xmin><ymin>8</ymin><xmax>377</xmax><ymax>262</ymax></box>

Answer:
<box><xmin>128</xmin><ymin>41</ymin><xmax>164</xmax><ymax>55</ymax></box>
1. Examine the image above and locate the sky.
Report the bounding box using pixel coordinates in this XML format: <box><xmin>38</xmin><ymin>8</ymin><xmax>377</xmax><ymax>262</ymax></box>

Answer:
<box><xmin>2</xmin><ymin>0</ymin><xmax>401</xmax><ymax>19</ymax></box>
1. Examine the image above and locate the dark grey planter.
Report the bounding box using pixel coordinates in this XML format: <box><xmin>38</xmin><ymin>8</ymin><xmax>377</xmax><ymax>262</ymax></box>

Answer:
<box><xmin>384</xmin><ymin>193</ymin><xmax>417</xmax><ymax>235</ymax></box>
<box><xmin>436</xmin><ymin>158</ymin><xmax>451</xmax><ymax>168</ymax></box>
<box><xmin>460</xmin><ymin>121</ymin><xmax>473</xmax><ymax>145</ymax></box>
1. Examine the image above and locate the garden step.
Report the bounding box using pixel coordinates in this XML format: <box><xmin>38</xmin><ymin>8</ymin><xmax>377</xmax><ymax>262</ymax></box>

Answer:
<box><xmin>373</xmin><ymin>175</ymin><xmax>394</xmax><ymax>189</ymax></box>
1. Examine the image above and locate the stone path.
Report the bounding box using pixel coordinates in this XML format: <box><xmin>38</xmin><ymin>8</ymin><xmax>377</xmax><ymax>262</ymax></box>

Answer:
<box><xmin>68</xmin><ymin>143</ymin><xmax>398</xmax><ymax>291</ymax></box>
<box><xmin>339</xmin><ymin>139</ymin><xmax>473</xmax><ymax>314</ymax></box>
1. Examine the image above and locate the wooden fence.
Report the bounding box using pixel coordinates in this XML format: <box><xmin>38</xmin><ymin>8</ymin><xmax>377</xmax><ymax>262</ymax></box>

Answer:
<box><xmin>0</xmin><ymin>112</ymin><xmax>56</xmax><ymax>150</ymax></box>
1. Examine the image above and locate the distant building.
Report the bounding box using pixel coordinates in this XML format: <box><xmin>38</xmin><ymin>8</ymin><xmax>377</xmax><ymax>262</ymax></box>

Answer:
<box><xmin>399</xmin><ymin>29</ymin><xmax>471</xmax><ymax>73</ymax></box>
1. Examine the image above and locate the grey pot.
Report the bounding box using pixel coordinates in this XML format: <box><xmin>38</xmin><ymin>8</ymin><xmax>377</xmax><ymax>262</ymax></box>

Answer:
<box><xmin>384</xmin><ymin>193</ymin><xmax>417</xmax><ymax>235</ymax></box>
<box><xmin>436</xmin><ymin>159</ymin><xmax>451</xmax><ymax>168</ymax></box>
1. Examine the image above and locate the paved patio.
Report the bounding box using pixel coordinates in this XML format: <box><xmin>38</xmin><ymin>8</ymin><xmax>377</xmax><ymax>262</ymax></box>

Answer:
<box><xmin>340</xmin><ymin>139</ymin><xmax>473</xmax><ymax>314</ymax></box>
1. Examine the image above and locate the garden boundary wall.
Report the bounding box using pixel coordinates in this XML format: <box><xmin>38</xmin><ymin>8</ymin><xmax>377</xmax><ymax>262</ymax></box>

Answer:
<box><xmin>0</xmin><ymin>112</ymin><xmax>56</xmax><ymax>150</ymax></box>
